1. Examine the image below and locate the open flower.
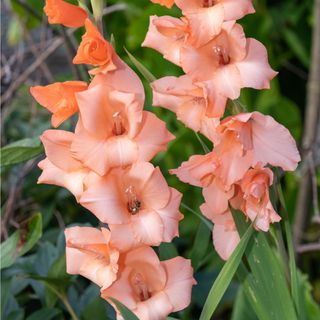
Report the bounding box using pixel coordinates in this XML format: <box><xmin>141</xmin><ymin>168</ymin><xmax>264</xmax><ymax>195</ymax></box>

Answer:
<box><xmin>73</xmin><ymin>19</ymin><xmax>116</xmax><ymax>75</ymax></box>
<box><xmin>38</xmin><ymin>130</ymin><xmax>92</xmax><ymax>200</ymax></box>
<box><xmin>142</xmin><ymin>15</ymin><xmax>189</xmax><ymax>66</ymax></box>
<box><xmin>101</xmin><ymin>246</ymin><xmax>196</xmax><ymax>320</ymax></box>
<box><xmin>175</xmin><ymin>0</ymin><xmax>255</xmax><ymax>47</ymax></box>
<box><xmin>30</xmin><ymin>81</ymin><xmax>87</xmax><ymax>127</ymax></box>
<box><xmin>65</xmin><ymin>227</ymin><xmax>119</xmax><ymax>290</ymax></box>
<box><xmin>233</xmin><ymin>165</ymin><xmax>281</xmax><ymax>231</ymax></box>
<box><xmin>180</xmin><ymin>21</ymin><xmax>277</xmax><ymax>99</ymax></box>
<box><xmin>215</xmin><ymin>112</ymin><xmax>301</xmax><ymax>173</ymax></box>
<box><xmin>152</xmin><ymin>75</ymin><xmax>225</xmax><ymax>132</ymax></box>
<box><xmin>71</xmin><ymin>82</ymin><xmax>174</xmax><ymax>176</ymax></box>
<box><xmin>44</xmin><ymin>0</ymin><xmax>88</xmax><ymax>28</ymax></box>
<box><xmin>80</xmin><ymin>162</ymin><xmax>183</xmax><ymax>250</ymax></box>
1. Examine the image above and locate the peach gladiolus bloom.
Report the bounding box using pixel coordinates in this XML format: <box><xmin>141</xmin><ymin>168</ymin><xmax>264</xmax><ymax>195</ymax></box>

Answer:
<box><xmin>233</xmin><ymin>165</ymin><xmax>281</xmax><ymax>231</ymax></box>
<box><xmin>65</xmin><ymin>227</ymin><xmax>119</xmax><ymax>290</ymax></box>
<box><xmin>73</xmin><ymin>19</ymin><xmax>116</xmax><ymax>75</ymax></box>
<box><xmin>151</xmin><ymin>0</ymin><xmax>175</xmax><ymax>8</ymax></box>
<box><xmin>175</xmin><ymin>0</ymin><xmax>255</xmax><ymax>47</ymax></box>
<box><xmin>180</xmin><ymin>21</ymin><xmax>278</xmax><ymax>100</ymax></box>
<box><xmin>101</xmin><ymin>246</ymin><xmax>196</xmax><ymax>319</ymax></box>
<box><xmin>38</xmin><ymin>130</ymin><xmax>91</xmax><ymax>200</ymax></box>
<box><xmin>152</xmin><ymin>75</ymin><xmax>225</xmax><ymax>132</ymax></box>
<box><xmin>44</xmin><ymin>0</ymin><xmax>88</xmax><ymax>28</ymax></box>
<box><xmin>215</xmin><ymin>112</ymin><xmax>301</xmax><ymax>174</ymax></box>
<box><xmin>30</xmin><ymin>81</ymin><xmax>87</xmax><ymax>128</ymax></box>
<box><xmin>71</xmin><ymin>83</ymin><xmax>174</xmax><ymax>176</ymax></box>
<box><xmin>80</xmin><ymin>162</ymin><xmax>183</xmax><ymax>250</ymax></box>
<box><xmin>142</xmin><ymin>15</ymin><xmax>188</xmax><ymax>66</ymax></box>
<box><xmin>200</xmin><ymin>205</ymin><xmax>239</xmax><ymax>260</ymax></box>
<box><xmin>171</xmin><ymin>153</ymin><xmax>235</xmax><ymax>216</ymax></box>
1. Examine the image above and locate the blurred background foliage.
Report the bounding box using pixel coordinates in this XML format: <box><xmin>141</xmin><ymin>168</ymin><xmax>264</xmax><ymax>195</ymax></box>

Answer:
<box><xmin>1</xmin><ymin>0</ymin><xmax>320</xmax><ymax>319</ymax></box>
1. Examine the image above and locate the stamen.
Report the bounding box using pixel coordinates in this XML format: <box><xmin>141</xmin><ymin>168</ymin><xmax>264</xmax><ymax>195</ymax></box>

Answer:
<box><xmin>112</xmin><ymin>111</ymin><xmax>125</xmax><ymax>136</ymax></box>
<box><xmin>213</xmin><ymin>46</ymin><xmax>230</xmax><ymax>65</ymax></box>
<box><xmin>131</xmin><ymin>272</ymin><xmax>151</xmax><ymax>301</ymax></box>
<box><xmin>125</xmin><ymin>185</ymin><xmax>141</xmax><ymax>215</ymax></box>
<box><xmin>203</xmin><ymin>0</ymin><xmax>215</xmax><ymax>8</ymax></box>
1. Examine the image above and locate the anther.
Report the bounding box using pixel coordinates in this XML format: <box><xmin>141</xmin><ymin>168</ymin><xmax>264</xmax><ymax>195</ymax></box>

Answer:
<box><xmin>213</xmin><ymin>46</ymin><xmax>230</xmax><ymax>65</ymax></box>
<box><xmin>125</xmin><ymin>185</ymin><xmax>141</xmax><ymax>215</ymax></box>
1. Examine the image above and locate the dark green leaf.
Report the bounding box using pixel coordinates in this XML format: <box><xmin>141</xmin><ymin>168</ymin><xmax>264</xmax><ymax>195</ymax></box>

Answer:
<box><xmin>0</xmin><ymin>137</ymin><xmax>43</xmax><ymax>167</ymax></box>
<box><xmin>159</xmin><ymin>242</ymin><xmax>178</xmax><ymax>260</ymax></box>
<box><xmin>124</xmin><ymin>48</ymin><xmax>156</xmax><ymax>83</ymax></box>
<box><xmin>233</xmin><ymin>211</ymin><xmax>298</xmax><ymax>320</ymax></box>
<box><xmin>0</xmin><ymin>232</ymin><xmax>20</xmax><ymax>269</ymax></box>
<box><xmin>26</xmin><ymin>308</ymin><xmax>61</xmax><ymax>320</ymax></box>
<box><xmin>199</xmin><ymin>223</ymin><xmax>254</xmax><ymax>320</ymax></box>
<box><xmin>109</xmin><ymin>298</ymin><xmax>139</xmax><ymax>320</ymax></box>
<box><xmin>0</xmin><ymin>213</ymin><xmax>42</xmax><ymax>269</ymax></box>
<box><xmin>190</xmin><ymin>221</ymin><xmax>211</xmax><ymax>270</ymax></box>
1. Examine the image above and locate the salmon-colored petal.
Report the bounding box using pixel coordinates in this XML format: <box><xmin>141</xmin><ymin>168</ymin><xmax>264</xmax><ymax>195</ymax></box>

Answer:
<box><xmin>186</xmin><ymin>4</ymin><xmax>224</xmax><ymax>47</ymax></box>
<box><xmin>102</xmin><ymin>267</ymin><xmax>138</xmax><ymax>310</ymax></box>
<box><xmin>44</xmin><ymin>0</ymin><xmax>88</xmax><ymax>28</ymax></box>
<box><xmin>38</xmin><ymin>158</ymin><xmax>88</xmax><ymax>200</ymax></box>
<box><xmin>214</xmin><ymin>137</ymin><xmax>253</xmax><ymax>185</ymax></box>
<box><xmin>170</xmin><ymin>153</ymin><xmax>218</xmax><ymax>187</ymax></box>
<box><xmin>157</xmin><ymin>188</ymin><xmax>183</xmax><ymax>242</ymax></box>
<box><xmin>65</xmin><ymin>226</ymin><xmax>105</xmax><ymax>274</ymax></box>
<box><xmin>202</xmin><ymin>180</ymin><xmax>234</xmax><ymax>218</ymax></box>
<box><xmin>73</xmin><ymin>19</ymin><xmax>116</xmax><ymax>68</ymax></box>
<box><xmin>150</xmin><ymin>0</ymin><xmax>175</xmax><ymax>8</ymax></box>
<box><xmin>131</xmin><ymin>210</ymin><xmax>165</xmax><ymax>246</ymax></box>
<box><xmin>105</xmin><ymin>136</ymin><xmax>139</xmax><ymax>168</ymax></box>
<box><xmin>135</xmin><ymin>111</ymin><xmax>175</xmax><ymax>162</ymax></box>
<box><xmin>65</xmin><ymin>227</ymin><xmax>119</xmax><ymax>289</ymax></box>
<box><xmin>236</xmin><ymin>39</ymin><xmax>278</xmax><ymax>90</ymax></box>
<box><xmin>40</xmin><ymin>130</ymin><xmax>82</xmax><ymax>171</ymax></box>
<box><xmin>90</xmin><ymin>56</ymin><xmax>145</xmax><ymax>103</ymax></box>
<box><xmin>251</xmin><ymin>112</ymin><xmax>301</xmax><ymax>171</ymax></box>
<box><xmin>109</xmin><ymin>223</ymin><xmax>136</xmax><ymax>251</ymax></box>
<box><xmin>142</xmin><ymin>167</ymin><xmax>171</xmax><ymax>209</ymax></box>
<box><xmin>75</xmin><ymin>84</ymin><xmax>110</xmax><ymax>138</ymax></box>
<box><xmin>210</xmin><ymin>64</ymin><xmax>242</xmax><ymax>99</ymax></box>
<box><xmin>30</xmin><ymin>81</ymin><xmax>87</xmax><ymax>128</ymax></box>
<box><xmin>125</xmin><ymin>247</ymin><xmax>167</xmax><ymax>292</ymax></box>
<box><xmin>161</xmin><ymin>257</ymin><xmax>196</xmax><ymax>312</ymax></box>
<box><xmin>135</xmin><ymin>292</ymin><xmax>173</xmax><ymax>320</ymax></box>
<box><xmin>222</xmin><ymin>0</ymin><xmax>255</xmax><ymax>21</ymax></box>
<box><xmin>213</xmin><ymin>223</ymin><xmax>240</xmax><ymax>260</ymax></box>
<box><xmin>71</xmin><ymin>127</ymin><xmax>109</xmax><ymax>176</ymax></box>
<box><xmin>152</xmin><ymin>76</ymin><xmax>217</xmax><ymax>132</ymax></box>
<box><xmin>142</xmin><ymin>16</ymin><xmax>185</xmax><ymax>66</ymax></box>
<box><xmin>80</xmin><ymin>174</ymin><xmax>129</xmax><ymax>224</ymax></box>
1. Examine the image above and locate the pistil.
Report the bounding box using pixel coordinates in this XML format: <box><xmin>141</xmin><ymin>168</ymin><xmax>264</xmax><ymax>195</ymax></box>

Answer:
<box><xmin>131</xmin><ymin>272</ymin><xmax>151</xmax><ymax>301</ymax></box>
<box><xmin>112</xmin><ymin>111</ymin><xmax>125</xmax><ymax>136</ymax></box>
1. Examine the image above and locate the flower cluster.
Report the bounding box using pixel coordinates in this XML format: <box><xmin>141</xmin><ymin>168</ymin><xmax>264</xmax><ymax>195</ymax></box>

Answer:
<box><xmin>31</xmin><ymin>1</ymin><xmax>196</xmax><ymax>319</ymax></box>
<box><xmin>144</xmin><ymin>0</ymin><xmax>301</xmax><ymax>260</ymax></box>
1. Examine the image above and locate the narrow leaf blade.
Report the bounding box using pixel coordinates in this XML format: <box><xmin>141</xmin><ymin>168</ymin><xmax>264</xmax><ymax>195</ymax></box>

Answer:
<box><xmin>109</xmin><ymin>298</ymin><xmax>139</xmax><ymax>320</ymax></box>
<box><xmin>199</xmin><ymin>223</ymin><xmax>254</xmax><ymax>320</ymax></box>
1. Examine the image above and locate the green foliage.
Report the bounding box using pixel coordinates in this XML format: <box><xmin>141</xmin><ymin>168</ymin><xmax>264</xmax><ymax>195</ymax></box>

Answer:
<box><xmin>200</xmin><ymin>223</ymin><xmax>254</xmax><ymax>320</ymax></box>
<box><xmin>109</xmin><ymin>298</ymin><xmax>140</xmax><ymax>320</ymax></box>
<box><xmin>1</xmin><ymin>213</ymin><xmax>42</xmax><ymax>269</ymax></box>
<box><xmin>0</xmin><ymin>137</ymin><xmax>44</xmax><ymax>167</ymax></box>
